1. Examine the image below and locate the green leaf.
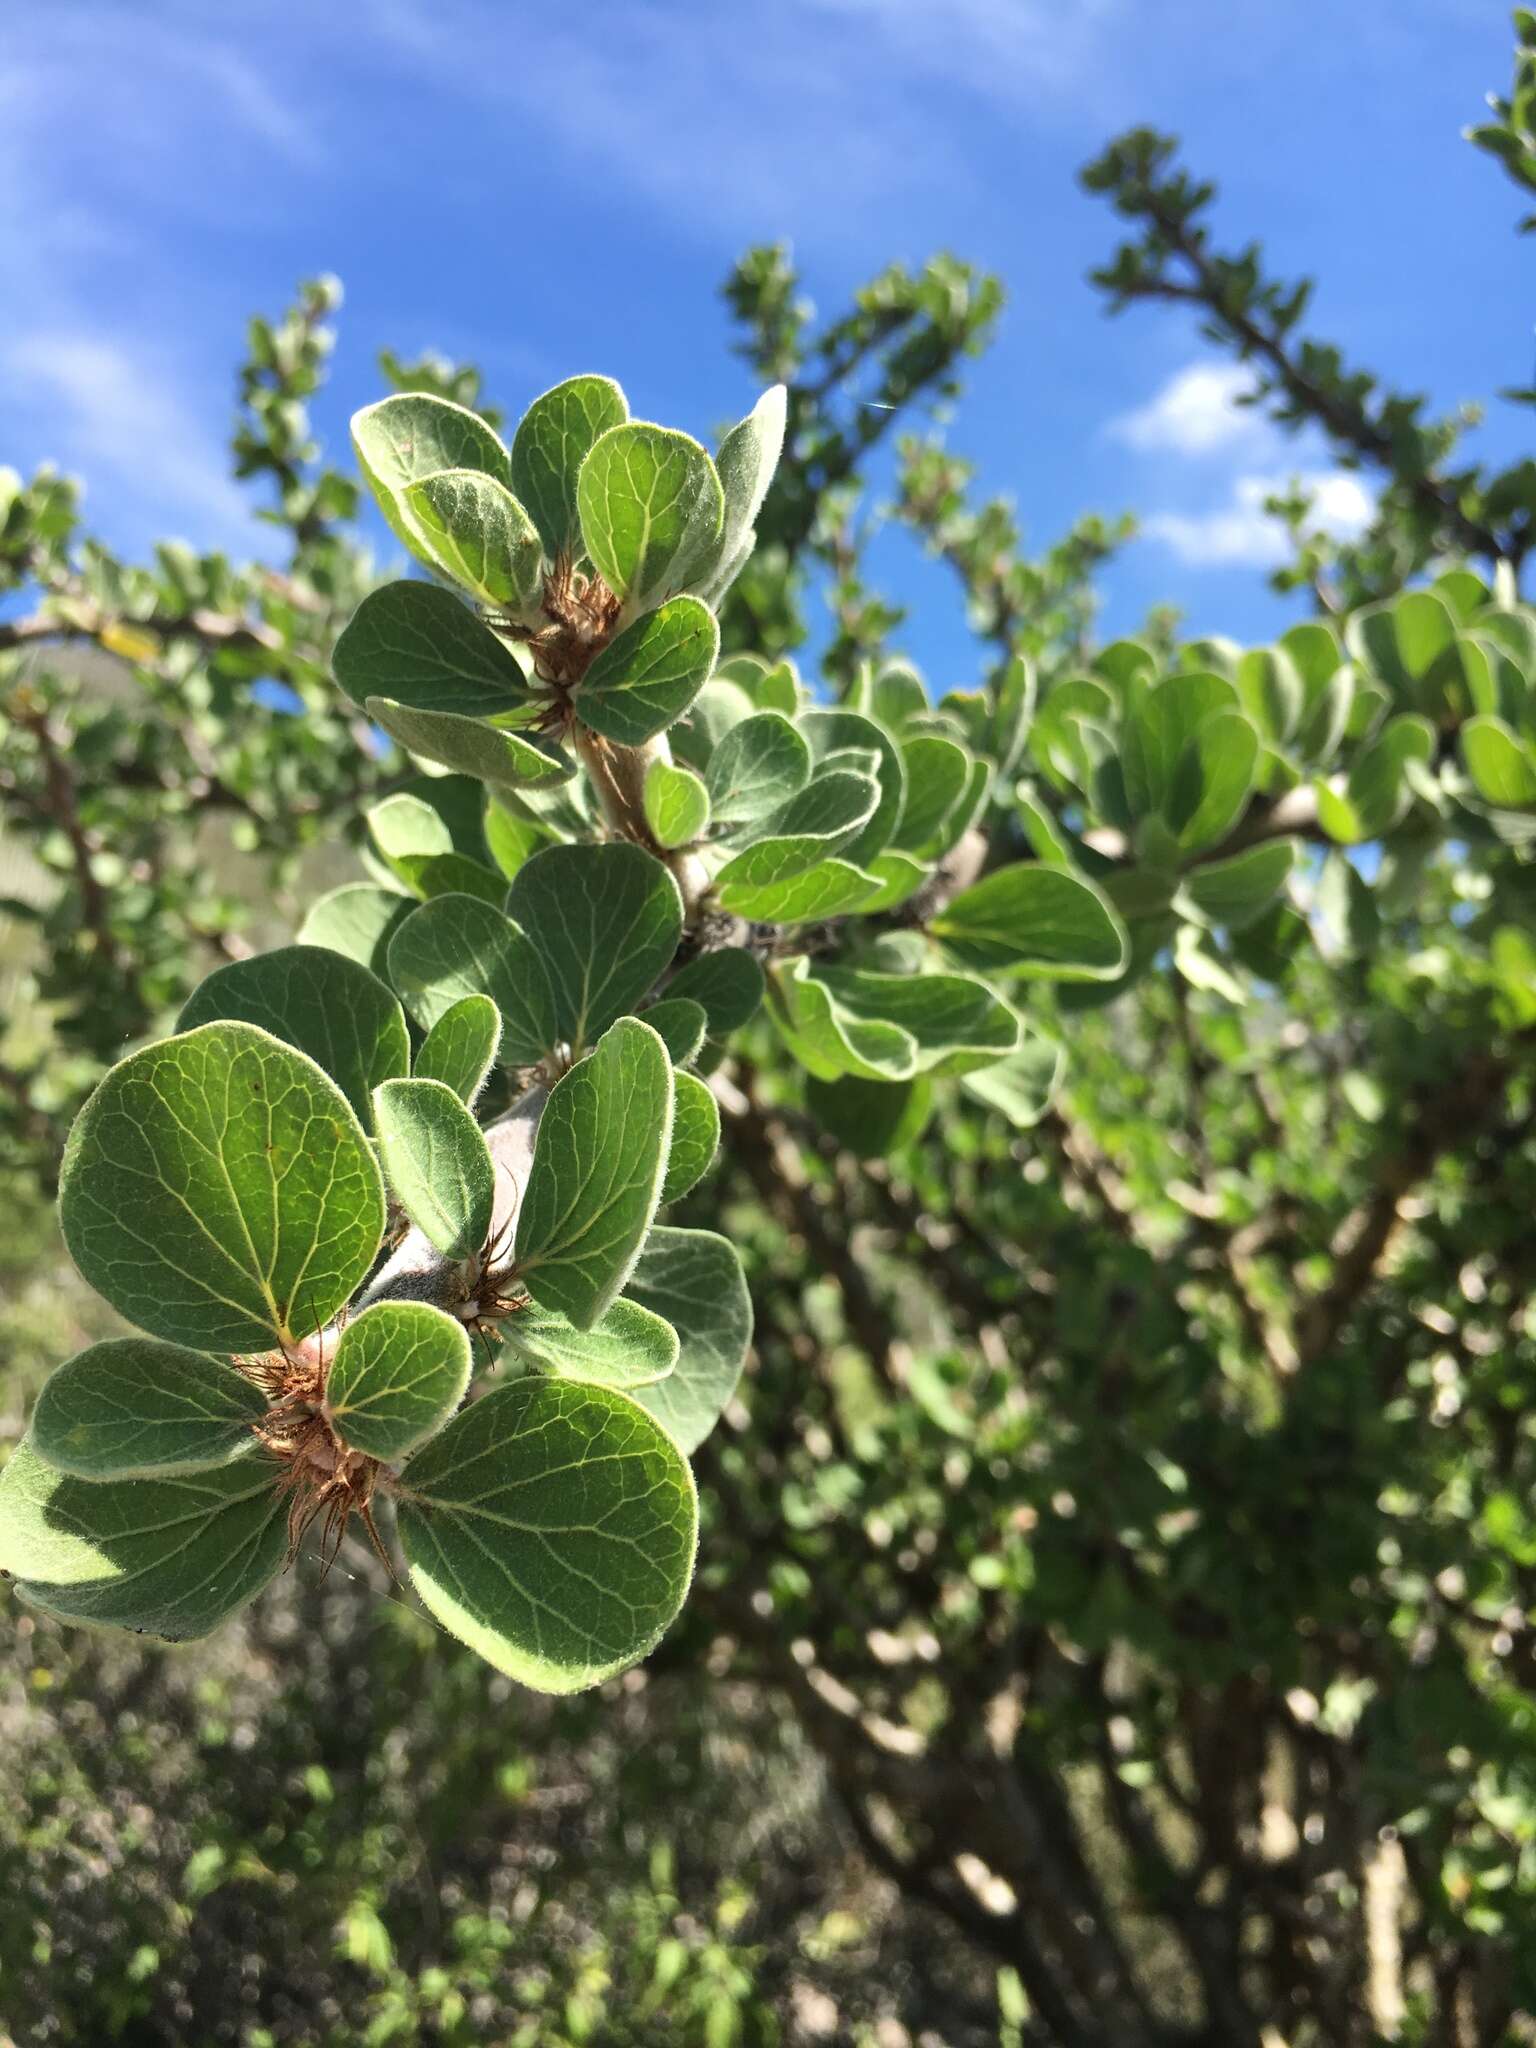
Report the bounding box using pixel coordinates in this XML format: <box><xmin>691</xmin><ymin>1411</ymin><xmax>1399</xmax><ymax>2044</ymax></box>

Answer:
<box><xmin>857</xmin><ymin>850</ymin><xmax>929</xmax><ymax>913</ymax></box>
<box><xmin>893</xmin><ymin>734</ymin><xmax>973</xmax><ymax>855</ymax></box>
<box><xmin>1462</xmin><ymin>715</ymin><xmax>1536</xmax><ymax>807</ymax></box>
<box><xmin>324</xmin><ymin>1301</ymin><xmax>471</xmax><ymax>1461</ymax></box>
<box><xmin>804</xmin><ymin>1074</ymin><xmax>932</xmax><ymax>1157</ymax></box>
<box><xmin>625</xmin><ymin>1227</ymin><xmax>752</xmax><ymax>1454</ymax></box>
<box><xmin>812</xmin><ymin>967</ymin><xmax>1020</xmax><ymax>1077</ymax></box>
<box><xmin>576</xmin><ymin>597</ymin><xmax>719</xmax><ymax>745</ymax></box>
<box><xmin>335</xmin><ymin>583</ymin><xmax>529</xmax><ymax>718</ymax></box>
<box><xmin>662</xmin><ymin>1070</ymin><xmax>719</xmax><ymax>1202</ymax></box>
<box><xmin>510</xmin><ymin>375</ymin><xmax>628</xmax><ymax>560</ymax></box>
<box><xmin>958</xmin><ymin>1029</ymin><xmax>1064</xmax><ymax>1127</ymax></box>
<box><xmin>712</xmin><ymin>774</ymin><xmax>879</xmax><ymax>900</ymax></box>
<box><xmin>769</xmin><ymin>958</ymin><xmax>918</xmax><ymax>1082</ymax></box>
<box><xmin>31</xmin><ymin>1339</ymin><xmax>266</xmax><ymax>1480</ymax></box>
<box><xmin>414</xmin><ymin>994</ymin><xmax>500</xmax><ymax>1104</ymax></box>
<box><xmin>499</xmin><ymin>1297</ymin><xmax>679</xmax><ymax>1391</ymax></box>
<box><xmin>705</xmin><ymin>711</ymin><xmax>811</xmax><ymax>828</ymax></box>
<box><xmin>387</xmin><ymin>895</ymin><xmax>557</xmax><ymax>1067</ymax></box>
<box><xmin>715</xmin><ymin>858</ymin><xmax>881</xmax><ymax>922</ymax></box>
<box><xmin>1174</xmin><ymin>839</ymin><xmax>1298</xmax><ymax>931</ymax></box>
<box><xmin>871</xmin><ymin>661</ymin><xmax>930</xmax><ymax>731</ymax></box>
<box><xmin>351</xmin><ymin>394</ymin><xmax>512</xmax><ymax>555</ymax></box>
<box><xmin>514</xmin><ymin>1018</ymin><xmax>674</xmax><ymax>1328</ymax></box>
<box><xmin>664</xmin><ymin>949</ymin><xmax>765</xmax><ymax>1036</ymax></box>
<box><xmin>643</xmin><ymin>758</ymin><xmax>711</xmax><ymax>848</ymax></box>
<box><xmin>1348</xmin><ymin>713</ymin><xmax>1435</xmax><ymax>835</ymax></box>
<box><xmin>1165</xmin><ymin>710</ymin><xmax>1261</xmax><ymax>852</ymax></box>
<box><xmin>373</xmin><ymin>1078</ymin><xmax>495</xmax><ymax>1261</ymax></box>
<box><xmin>712</xmin><ymin>385</ymin><xmax>786</xmax><ymax>573</ymax></box>
<box><xmin>0</xmin><ymin>1438</ymin><xmax>286</xmax><ymax>1641</ymax></box>
<box><xmin>1235</xmin><ymin>648</ymin><xmax>1303</xmax><ymax>743</ymax></box>
<box><xmin>670</xmin><ymin>676</ymin><xmax>755</xmax><ymax>772</ymax></box>
<box><xmin>506</xmin><ymin>843</ymin><xmax>683</xmax><ymax>1056</ymax></box>
<box><xmin>799</xmin><ymin>709</ymin><xmax>906</xmax><ymax>866</ymax></box>
<box><xmin>483</xmin><ymin>801</ymin><xmax>553</xmax><ymax>882</ymax></box>
<box><xmin>368</xmin><ymin>698</ymin><xmax>574</xmax><ymax>792</ymax></box>
<box><xmin>641</xmin><ymin>997</ymin><xmax>708</xmax><ymax>1067</ymax></box>
<box><xmin>1121</xmin><ymin>672</ymin><xmax>1239</xmax><ymax>819</ymax></box>
<box><xmin>60</xmin><ymin>1022</ymin><xmax>385</xmax><ymax>1352</ymax></box>
<box><xmin>931</xmin><ymin>865</ymin><xmax>1128</xmax><ymax>981</ymax></box>
<box><xmin>297</xmin><ymin>886</ymin><xmax>414</xmax><ymax>980</ymax></box>
<box><xmin>402</xmin><ymin>469</ymin><xmax>543</xmax><ymax>609</ymax></box>
<box><xmin>178</xmin><ymin>945</ymin><xmax>409</xmax><ymax>1134</ymax></box>
<box><xmin>397</xmin><ymin>1378</ymin><xmax>697</xmax><ymax>1692</ymax></box>
<box><xmin>576</xmin><ymin>423</ymin><xmax>724</xmax><ymax>608</ymax></box>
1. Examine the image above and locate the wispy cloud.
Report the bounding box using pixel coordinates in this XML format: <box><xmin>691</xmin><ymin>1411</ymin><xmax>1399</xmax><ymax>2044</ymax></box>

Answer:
<box><xmin>1109</xmin><ymin>362</ymin><xmax>1263</xmax><ymax>457</ymax></box>
<box><xmin>3</xmin><ymin>332</ymin><xmax>255</xmax><ymax>545</ymax></box>
<box><xmin>1144</xmin><ymin>469</ymin><xmax>1374</xmax><ymax>567</ymax></box>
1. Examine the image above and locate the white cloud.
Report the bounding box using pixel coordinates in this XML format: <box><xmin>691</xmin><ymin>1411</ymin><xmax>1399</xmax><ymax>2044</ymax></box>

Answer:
<box><xmin>3</xmin><ymin>332</ymin><xmax>255</xmax><ymax>542</ymax></box>
<box><xmin>1109</xmin><ymin>362</ymin><xmax>1261</xmax><ymax>456</ymax></box>
<box><xmin>1144</xmin><ymin>469</ymin><xmax>1375</xmax><ymax>568</ymax></box>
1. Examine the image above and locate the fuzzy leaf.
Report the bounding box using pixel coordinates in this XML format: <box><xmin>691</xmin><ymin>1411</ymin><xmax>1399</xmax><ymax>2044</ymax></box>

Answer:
<box><xmin>1175</xmin><ymin>840</ymin><xmax>1298</xmax><ymax>932</ymax></box>
<box><xmin>335</xmin><ymin>582</ymin><xmax>529</xmax><ymax>718</ymax></box>
<box><xmin>499</xmin><ymin>1297</ymin><xmax>679</xmax><ymax>1391</ymax></box>
<box><xmin>716</xmin><ymin>858</ymin><xmax>881</xmax><ymax>922</ymax></box>
<box><xmin>297</xmin><ymin>886</ymin><xmax>414</xmax><ymax>979</ymax></box>
<box><xmin>178</xmin><ymin>944</ymin><xmax>409</xmax><ymax>1134</ymax></box>
<box><xmin>414</xmin><ymin>994</ymin><xmax>500</xmax><ymax>1104</ymax></box>
<box><xmin>641</xmin><ymin>997</ymin><xmax>708</xmax><ymax>1067</ymax></box>
<box><xmin>711</xmin><ymin>385</ymin><xmax>786</xmax><ymax>575</ymax></box>
<box><xmin>664</xmin><ymin>949</ymin><xmax>765</xmax><ymax>1036</ymax></box>
<box><xmin>397</xmin><ymin>1378</ymin><xmax>697</xmax><ymax>1693</ymax></box>
<box><xmin>352</xmin><ymin>394</ymin><xmax>512</xmax><ymax>555</ymax></box>
<box><xmin>513</xmin><ymin>1019</ymin><xmax>674</xmax><ymax>1329</ymax></box>
<box><xmin>0</xmin><ymin>1439</ymin><xmax>287</xmax><ymax>1641</ymax></box>
<box><xmin>662</xmin><ymin>1071</ymin><xmax>719</xmax><ymax>1202</ymax></box>
<box><xmin>402</xmin><ymin>468</ymin><xmax>543</xmax><ymax>609</ymax></box>
<box><xmin>625</xmin><ymin>1228</ymin><xmax>752</xmax><ymax>1455</ymax></box>
<box><xmin>576</xmin><ymin>597</ymin><xmax>719</xmax><ymax>745</ymax></box>
<box><xmin>506</xmin><ymin>843</ymin><xmax>683</xmax><ymax>1056</ymax></box>
<box><xmin>324</xmin><ymin>1301</ymin><xmax>471</xmax><ymax>1461</ymax></box>
<box><xmin>60</xmin><ymin>1023</ymin><xmax>384</xmax><ymax>1352</ymax></box>
<box><xmin>931</xmin><ymin>864</ymin><xmax>1128</xmax><ymax>981</ymax></box>
<box><xmin>368</xmin><ymin>698</ymin><xmax>574</xmax><ymax>792</ymax></box>
<box><xmin>643</xmin><ymin>758</ymin><xmax>711</xmax><ymax>849</ymax></box>
<box><xmin>510</xmin><ymin>375</ymin><xmax>629</xmax><ymax>560</ymax></box>
<box><xmin>373</xmin><ymin>1078</ymin><xmax>496</xmax><ymax>1261</ymax></box>
<box><xmin>705</xmin><ymin>711</ymin><xmax>811</xmax><ymax>829</ymax></box>
<box><xmin>31</xmin><ymin>1339</ymin><xmax>266</xmax><ymax>1481</ymax></box>
<box><xmin>388</xmin><ymin>895</ymin><xmax>558</xmax><ymax>1067</ymax></box>
<box><xmin>576</xmin><ymin>423</ymin><xmax>724</xmax><ymax>608</ymax></box>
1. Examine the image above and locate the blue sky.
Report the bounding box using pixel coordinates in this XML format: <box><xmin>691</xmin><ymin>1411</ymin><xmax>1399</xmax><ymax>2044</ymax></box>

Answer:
<box><xmin>3</xmin><ymin>1</ymin><xmax>1527</xmax><ymax>691</ymax></box>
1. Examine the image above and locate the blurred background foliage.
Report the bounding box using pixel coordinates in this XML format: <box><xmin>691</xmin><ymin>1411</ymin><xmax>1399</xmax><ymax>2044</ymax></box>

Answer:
<box><xmin>7</xmin><ymin>19</ymin><xmax>1536</xmax><ymax>2045</ymax></box>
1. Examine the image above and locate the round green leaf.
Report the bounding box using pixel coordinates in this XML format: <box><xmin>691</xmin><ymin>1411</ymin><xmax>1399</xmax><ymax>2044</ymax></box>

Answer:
<box><xmin>373</xmin><ymin>1078</ymin><xmax>496</xmax><ymax>1261</ymax></box>
<box><xmin>662</xmin><ymin>1070</ymin><xmax>720</xmax><ymax>1202</ymax></box>
<box><xmin>368</xmin><ymin>697</ymin><xmax>574</xmax><ymax>792</ymax></box>
<box><xmin>177</xmin><ymin>944</ymin><xmax>409</xmax><ymax>1134</ymax></box>
<box><xmin>31</xmin><ymin>1339</ymin><xmax>266</xmax><ymax>1480</ymax></box>
<box><xmin>296</xmin><ymin>885</ymin><xmax>415</xmax><ymax>980</ymax></box>
<box><xmin>510</xmin><ymin>374</ymin><xmax>629</xmax><ymax>559</ymax></box>
<box><xmin>641</xmin><ymin>997</ymin><xmax>708</xmax><ymax>1067</ymax></box>
<box><xmin>804</xmin><ymin>1074</ymin><xmax>933</xmax><ymax>1157</ymax></box>
<box><xmin>576</xmin><ymin>596</ymin><xmax>720</xmax><ymax>746</ymax></box>
<box><xmin>499</xmin><ymin>1296</ymin><xmax>679</xmax><ymax>1391</ymax></box>
<box><xmin>576</xmin><ymin>423</ymin><xmax>724</xmax><ymax>608</ymax></box>
<box><xmin>664</xmin><ymin>949</ymin><xmax>765</xmax><ymax>1036</ymax></box>
<box><xmin>643</xmin><ymin>758</ymin><xmax>711</xmax><ymax>848</ymax></box>
<box><xmin>715</xmin><ymin>857</ymin><xmax>882</xmax><ymax>922</ymax></box>
<box><xmin>514</xmin><ymin>1018</ymin><xmax>675</xmax><ymax>1329</ymax></box>
<box><xmin>414</xmin><ymin>993</ymin><xmax>500</xmax><ymax>1104</ymax></box>
<box><xmin>506</xmin><ymin>843</ymin><xmax>683</xmax><ymax>1056</ymax></box>
<box><xmin>324</xmin><ymin>1301</ymin><xmax>471</xmax><ymax>1461</ymax></box>
<box><xmin>957</xmin><ymin>1030</ymin><xmax>1065</xmax><ymax>1127</ymax></box>
<box><xmin>625</xmin><ymin>1227</ymin><xmax>752</xmax><ymax>1455</ymax></box>
<box><xmin>1175</xmin><ymin>840</ymin><xmax>1298</xmax><ymax>932</ymax></box>
<box><xmin>60</xmin><ymin>1022</ymin><xmax>385</xmax><ymax>1352</ymax></box>
<box><xmin>0</xmin><ymin>1437</ymin><xmax>287</xmax><ymax>1641</ymax></box>
<box><xmin>335</xmin><ymin>582</ymin><xmax>529</xmax><ymax>718</ymax></box>
<box><xmin>931</xmin><ymin>864</ymin><xmax>1129</xmax><ymax>981</ymax></box>
<box><xmin>1462</xmin><ymin>714</ymin><xmax>1536</xmax><ymax>807</ymax></box>
<box><xmin>387</xmin><ymin>894</ymin><xmax>558</xmax><ymax>1068</ymax></box>
<box><xmin>397</xmin><ymin>1378</ymin><xmax>698</xmax><ymax>1694</ymax></box>
<box><xmin>351</xmin><ymin>393</ymin><xmax>513</xmax><ymax>555</ymax></box>
<box><xmin>705</xmin><ymin>710</ymin><xmax>812</xmax><ymax>829</ymax></box>
<box><xmin>402</xmin><ymin>468</ymin><xmax>543</xmax><ymax>609</ymax></box>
